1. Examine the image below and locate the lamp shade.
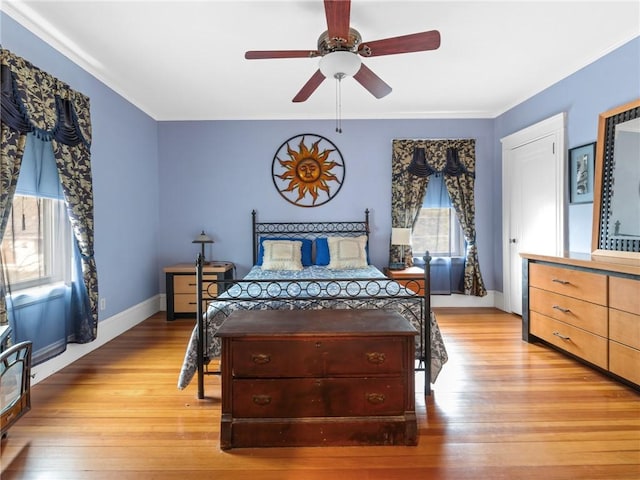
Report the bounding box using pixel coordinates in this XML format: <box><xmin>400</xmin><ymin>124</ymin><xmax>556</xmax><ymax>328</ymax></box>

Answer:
<box><xmin>391</xmin><ymin>228</ymin><xmax>412</xmax><ymax>246</ymax></box>
<box><xmin>192</xmin><ymin>231</ymin><xmax>213</xmax><ymax>244</ymax></box>
<box><xmin>320</xmin><ymin>51</ymin><xmax>362</xmax><ymax>79</ymax></box>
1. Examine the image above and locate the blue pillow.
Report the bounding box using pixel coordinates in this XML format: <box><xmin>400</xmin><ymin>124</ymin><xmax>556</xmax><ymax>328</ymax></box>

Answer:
<box><xmin>257</xmin><ymin>237</ymin><xmax>312</xmax><ymax>266</ymax></box>
<box><xmin>315</xmin><ymin>237</ymin><xmax>370</xmax><ymax>265</ymax></box>
<box><xmin>315</xmin><ymin>237</ymin><xmax>330</xmax><ymax>265</ymax></box>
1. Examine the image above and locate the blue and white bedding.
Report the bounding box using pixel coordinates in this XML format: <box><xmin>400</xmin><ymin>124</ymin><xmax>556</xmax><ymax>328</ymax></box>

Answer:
<box><xmin>177</xmin><ymin>265</ymin><xmax>448</xmax><ymax>389</ymax></box>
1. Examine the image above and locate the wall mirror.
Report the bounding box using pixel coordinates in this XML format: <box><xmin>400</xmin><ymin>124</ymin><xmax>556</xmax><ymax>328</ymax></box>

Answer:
<box><xmin>591</xmin><ymin>98</ymin><xmax>640</xmax><ymax>265</ymax></box>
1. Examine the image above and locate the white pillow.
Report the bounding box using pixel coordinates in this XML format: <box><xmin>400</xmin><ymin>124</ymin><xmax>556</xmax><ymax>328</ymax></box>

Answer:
<box><xmin>327</xmin><ymin>235</ymin><xmax>368</xmax><ymax>269</ymax></box>
<box><xmin>261</xmin><ymin>240</ymin><xmax>303</xmax><ymax>271</ymax></box>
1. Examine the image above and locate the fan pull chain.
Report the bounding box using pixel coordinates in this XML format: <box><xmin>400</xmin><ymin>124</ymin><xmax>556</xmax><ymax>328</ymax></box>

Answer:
<box><xmin>335</xmin><ymin>74</ymin><xmax>344</xmax><ymax>134</ymax></box>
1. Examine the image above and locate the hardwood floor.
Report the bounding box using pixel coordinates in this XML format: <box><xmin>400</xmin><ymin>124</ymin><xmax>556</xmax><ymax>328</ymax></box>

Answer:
<box><xmin>1</xmin><ymin>308</ymin><xmax>638</xmax><ymax>479</ymax></box>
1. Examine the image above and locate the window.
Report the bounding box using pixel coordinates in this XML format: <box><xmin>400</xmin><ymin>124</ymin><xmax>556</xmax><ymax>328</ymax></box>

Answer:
<box><xmin>1</xmin><ymin>194</ymin><xmax>72</xmax><ymax>291</ymax></box>
<box><xmin>411</xmin><ymin>175</ymin><xmax>465</xmax><ymax>258</ymax></box>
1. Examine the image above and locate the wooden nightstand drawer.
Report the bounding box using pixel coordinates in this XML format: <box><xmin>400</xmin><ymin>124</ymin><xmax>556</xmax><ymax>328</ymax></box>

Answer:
<box><xmin>173</xmin><ymin>293</ymin><xmax>196</xmax><ymax>313</ymax></box>
<box><xmin>174</xmin><ymin>275</ymin><xmax>219</xmax><ymax>296</ymax></box>
<box><xmin>530</xmin><ymin>312</ymin><xmax>608</xmax><ymax>369</ymax></box>
<box><xmin>529</xmin><ymin>287</ymin><xmax>607</xmax><ymax>336</ymax></box>
<box><xmin>232</xmin><ymin>377</ymin><xmax>406</xmax><ymax>418</ymax></box>
<box><xmin>231</xmin><ymin>337</ymin><xmax>406</xmax><ymax>377</ymax></box>
<box><xmin>529</xmin><ymin>263</ymin><xmax>607</xmax><ymax>305</ymax></box>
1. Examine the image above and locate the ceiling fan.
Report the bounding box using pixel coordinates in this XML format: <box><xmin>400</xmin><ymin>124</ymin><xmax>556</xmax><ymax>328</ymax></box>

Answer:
<box><xmin>244</xmin><ymin>0</ymin><xmax>441</xmax><ymax>103</ymax></box>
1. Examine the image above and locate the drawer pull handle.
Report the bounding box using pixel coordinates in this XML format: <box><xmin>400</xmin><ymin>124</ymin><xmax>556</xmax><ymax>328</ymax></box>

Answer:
<box><xmin>366</xmin><ymin>393</ymin><xmax>386</xmax><ymax>404</ymax></box>
<box><xmin>553</xmin><ymin>331</ymin><xmax>571</xmax><ymax>341</ymax></box>
<box><xmin>252</xmin><ymin>395</ymin><xmax>272</xmax><ymax>406</ymax></box>
<box><xmin>552</xmin><ymin>305</ymin><xmax>571</xmax><ymax>313</ymax></box>
<box><xmin>366</xmin><ymin>352</ymin><xmax>386</xmax><ymax>364</ymax></box>
<box><xmin>251</xmin><ymin>353</ymin><xmax>271</xmax><ymax>364</ymax></box>
<box><xmin>552</xmin><ymin>278</ymin><xmax>570</xmax><ymax>285</ymax></box>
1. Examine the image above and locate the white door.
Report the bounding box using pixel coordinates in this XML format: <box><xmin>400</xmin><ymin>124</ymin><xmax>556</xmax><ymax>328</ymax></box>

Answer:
<box><xmin>502</xmin><ymin>114</ymin><xmax>566</xmax><ymax>315</ymax></box>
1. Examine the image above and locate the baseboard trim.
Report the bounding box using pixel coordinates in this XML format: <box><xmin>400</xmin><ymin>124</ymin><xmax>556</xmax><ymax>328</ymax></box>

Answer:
<box><xmin>31</xmin><ymin>295</ymin><xmax>161</xmax><ymax>385</ymax></box>
<box><xmin>430</xmin><ymin>290</ymin><xmax>500</xmax><ymax>309</ymax></box>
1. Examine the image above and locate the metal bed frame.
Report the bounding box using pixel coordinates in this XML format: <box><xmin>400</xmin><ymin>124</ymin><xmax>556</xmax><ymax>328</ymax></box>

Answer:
<box><xmin>194</xmin><ymin>210</ymin><xmax>432</xmax><ymax>399</ymax></box>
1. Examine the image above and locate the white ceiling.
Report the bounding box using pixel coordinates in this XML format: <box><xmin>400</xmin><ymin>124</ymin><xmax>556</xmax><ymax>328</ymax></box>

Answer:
<box><xmin>3</xmin><ymin>0</ymin><xmax>639</xmax><ymax>121</ymax></box>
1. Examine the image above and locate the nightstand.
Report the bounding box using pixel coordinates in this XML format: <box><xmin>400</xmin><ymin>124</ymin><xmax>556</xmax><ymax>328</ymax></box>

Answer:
<box><xmin>164</xmin><ymin>262</ymin><xmax>234</xmax><ymax>321</ymax></box>
<box><xmin>384</xmin><ymin>266</ymin><xmax>426</xmax><ymax>296</ymax></box>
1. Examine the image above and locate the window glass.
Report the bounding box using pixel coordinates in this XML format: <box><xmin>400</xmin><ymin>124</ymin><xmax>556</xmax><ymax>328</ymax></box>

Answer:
<box><xmin>411</xmin><ymin>176</ymin><xmax>465</xmax><ymax>258</ymax></box>
<box><xmin>1</xmin><ymin>194</ymin><xmax>71</xmax><ymax>290</ymax></box>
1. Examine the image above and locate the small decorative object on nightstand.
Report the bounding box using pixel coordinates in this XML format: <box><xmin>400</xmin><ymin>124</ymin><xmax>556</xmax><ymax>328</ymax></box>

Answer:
<box><xmin>164</xmin><ymin>262</ymin><xmax>234</xmax><ymax>321</ymax></box>
<box><xmin>192</xmin><ymin>231</ymin><xmax>214</xmax><ymax>264</ymax></box>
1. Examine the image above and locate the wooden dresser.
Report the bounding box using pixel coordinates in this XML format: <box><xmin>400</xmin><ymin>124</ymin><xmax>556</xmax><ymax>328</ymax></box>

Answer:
<box><xmin>522</xmin><ymin>253</ymin><xmax>640</xmax><ymax>389</ymax></box>
<box><xmin>215</xmin><ymin>309</ymin><xmax>418</xmax><ymax>449</ymax></box>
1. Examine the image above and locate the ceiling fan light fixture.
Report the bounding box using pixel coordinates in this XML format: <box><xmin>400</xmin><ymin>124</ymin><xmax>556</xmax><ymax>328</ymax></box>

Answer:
<box><xmin>320</xmin><ymin>51</ymin><xmax>361</xmax><ymax>79</ymax></box>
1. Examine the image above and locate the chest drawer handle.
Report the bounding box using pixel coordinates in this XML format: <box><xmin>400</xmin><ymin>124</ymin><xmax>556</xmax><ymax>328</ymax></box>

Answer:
<box><xmin>552</xmin><ymin>278</ymin><xmax>570</xmax><ymax>285</ymax></box>
<box><xmin>366</xmin><ymin>393</ymin><xmax>386</xmax><ymax>404</ymax></box>
<box><xmin>553</xmin><ymin>331</ymin><xmax>571</xmax><ymax>341</ymax></box>
<box><xmin>251</xmin><ymin>353</ymin><xmax>271</xmax><ymax>364</ymax></box>
<box><xmin>366</xmin><ymin>352</ymin><xmax>386</xmax><ymax>364</ymax></box>
<box><xmin>552</xmin><ymin>305</ymin><xmax>571</xmax><ymax>313</ymax></box>
<box><xmin>252</xmin><ymin>395</ymin><xmax>272</xmax><ymax>406</ymax></box>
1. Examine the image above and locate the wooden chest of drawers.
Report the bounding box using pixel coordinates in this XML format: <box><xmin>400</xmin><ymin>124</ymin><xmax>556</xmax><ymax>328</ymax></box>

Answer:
<box><xmin>522</xmin><ymin>254</ymin><xmax>640</xmax><ymax>389</ymax></box>
<box><xmin>216</xmin><ymin>309</ymin><xmax>418</xmax><ymax>449</ymax></box>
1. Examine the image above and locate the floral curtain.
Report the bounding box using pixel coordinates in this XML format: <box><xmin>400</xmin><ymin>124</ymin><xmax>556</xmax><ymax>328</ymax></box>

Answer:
<box><xmin>391</xmin><ymin>139</ymin><xmax>487</xmax><ymax>297</ymax></box>
<box><xmin>0</xmin><ymin>48</ymin><xmax>97</xmax><ymax>341</ymax></box>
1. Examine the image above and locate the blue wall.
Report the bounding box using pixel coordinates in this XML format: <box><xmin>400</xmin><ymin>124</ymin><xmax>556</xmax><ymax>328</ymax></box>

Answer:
<box><xmin>1</xmin><ymin>13</ymin><xmax>160</xmax><ymax>320</ymax></box>
<box><xmin>2</xmin><ymin>11</ymin><xmax>639</xmax><ymax>319</ymax></box>
<box><xmin>157</xmin><ymin>119</ymin><xmax>495</xmax><ymax>282</ymax></box>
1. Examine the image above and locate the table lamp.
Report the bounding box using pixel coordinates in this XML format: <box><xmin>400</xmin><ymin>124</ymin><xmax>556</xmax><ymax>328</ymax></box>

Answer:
<box><xmin>391</xmin><ymin>227</ymin><xmax>412</xmax><ymax>269</ymax></box>
<box><xmin>192</xmin><ymin>231</ymin><xmax>214</xmax><ymax>264</ymax></box>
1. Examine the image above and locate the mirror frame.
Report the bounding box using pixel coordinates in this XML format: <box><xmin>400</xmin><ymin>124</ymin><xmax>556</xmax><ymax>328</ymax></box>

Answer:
<box><xmin>591</xmin><ymin>98</ymin><xmax>640</xmax><ymax>265</ymax></box>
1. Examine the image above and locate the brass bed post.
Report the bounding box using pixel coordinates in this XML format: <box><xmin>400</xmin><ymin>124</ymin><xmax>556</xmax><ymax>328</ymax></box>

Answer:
<box><xmin>196</xmin><ymin>254</ymin><xmax>205</xmax><ymax>400</ymax></box>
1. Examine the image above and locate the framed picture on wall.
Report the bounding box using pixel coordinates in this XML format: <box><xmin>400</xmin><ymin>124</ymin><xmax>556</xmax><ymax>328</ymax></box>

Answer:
<box><xmin>569</xmin><ymin>142</ymin><xmax>595</xmax><ymax>204</ymax></box>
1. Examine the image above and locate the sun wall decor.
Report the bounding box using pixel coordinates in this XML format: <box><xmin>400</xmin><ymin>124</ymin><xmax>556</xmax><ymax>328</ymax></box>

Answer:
<box><xmin>272</xmin><ymin>134</ymin><xmax>345</xmax><ymax>207</ymax></box>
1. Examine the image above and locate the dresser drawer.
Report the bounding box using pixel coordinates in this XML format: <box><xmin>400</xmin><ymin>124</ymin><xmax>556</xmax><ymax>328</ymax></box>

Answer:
<box><xmin>231</xmin><ymin>377</ymin><xmax>406</xmax><ymax>418</ymax></box>
<box><xmin>609</xmin><ymin>276</ymin><xmax>640</xmax><ymax>315</ymax></box>
<box><xmin>529</xmin><ymin>287</ymin><xmax>607</xmax><ymax>336</ymax></box>
<box><xmin>609</xmin><ymin>309</ymin><xmax>640</xmax><ymax>350</ymax></box>
<box><xmin>529</xmin><ymin>263</ymin><xmax>607</xmax><ymax>305</ymax></box>
<box><xmin>530</xmin><ymin>312</ymin><xmax>608</xmax><ymax>369</ymax></box>
<box><xmin>231</xmin><ymin>337</ymin><xmax>406</xmax><ymax>377</ymax></box>
<box><xmin>609</xmin><ymin>341</ymin><xmax>640</xmax><ymax>386</ymax></box>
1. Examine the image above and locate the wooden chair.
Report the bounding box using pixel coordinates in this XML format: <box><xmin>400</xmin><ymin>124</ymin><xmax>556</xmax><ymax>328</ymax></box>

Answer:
<box><xmin>1</xmin><ymin>341</ymin><xmax>32</xmax><ymax>438</ymax></box>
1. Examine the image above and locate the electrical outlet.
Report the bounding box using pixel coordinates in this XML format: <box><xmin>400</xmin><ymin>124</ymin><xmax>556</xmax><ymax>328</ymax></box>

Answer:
<box><xmin>100</xmin><ymin>298</ymin><xmax>106</xmax><ymax>311</ymax></box>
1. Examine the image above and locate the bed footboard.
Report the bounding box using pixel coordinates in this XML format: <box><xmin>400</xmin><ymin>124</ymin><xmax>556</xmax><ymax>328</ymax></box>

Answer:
<box><xmin>193</xmin><ymin>253</ymin><xmax>435</xmax><ymax>399</ymax></box>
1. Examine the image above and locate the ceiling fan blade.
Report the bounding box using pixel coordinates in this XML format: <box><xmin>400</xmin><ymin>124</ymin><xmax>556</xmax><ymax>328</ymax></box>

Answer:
<box><xmin>359</xmin><ymin>30</ymin><xmax>441</xmax><ymax>57</ymax></box>
<box><xmin>292</xmin><ymin>70</ymin><xmax>326</xmax><ymax>102</ymax></box>
<box><xmin>353</xmin><ymin>64</ymin><xmax>392</xmax><ymax>99</ymax></box>
<box><xmin>324</xmin><ymin>0</ymin><xmax>351</xmax><ymax>42</ymax></box>
<box><xmin>245</xmin><ymin>50</ymin><xmax>318</xmax><ymax>60</ymax></box>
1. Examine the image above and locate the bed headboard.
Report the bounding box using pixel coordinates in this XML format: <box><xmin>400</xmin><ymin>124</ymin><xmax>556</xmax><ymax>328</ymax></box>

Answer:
<box><xmin>251</xmin><ymin>209</ymin><xmax>370</xmax><ymax>265</ymax></box>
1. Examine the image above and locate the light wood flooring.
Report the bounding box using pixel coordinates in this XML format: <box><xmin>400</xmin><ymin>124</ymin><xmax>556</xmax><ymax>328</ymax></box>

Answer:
<box><xmin>1</xmin><ymin>308</ymin><xmax>639</xmax><ymax>479</ymax></box>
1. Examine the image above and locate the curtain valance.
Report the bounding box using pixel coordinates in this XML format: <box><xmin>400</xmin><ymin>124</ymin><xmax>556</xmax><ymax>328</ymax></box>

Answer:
<box><xmin>1</xmin><ymin>49</ymin><xmax>91</xmax><ymax>148</ymax></box>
